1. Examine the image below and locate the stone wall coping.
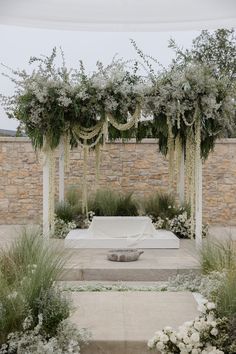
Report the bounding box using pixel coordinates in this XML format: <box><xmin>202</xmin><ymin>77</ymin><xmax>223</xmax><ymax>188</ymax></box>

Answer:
<box><xmin>1</xmin><ymin>137</ymin><xmax>236</xmax><ymax>144</ymax></box>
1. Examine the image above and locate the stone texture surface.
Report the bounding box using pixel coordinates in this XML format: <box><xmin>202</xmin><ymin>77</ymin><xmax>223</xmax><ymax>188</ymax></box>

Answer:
<box><xmin>1</xmin><ymin>137</ymin><xmax>236</xmax><ymax>225</ymax></box>
<box><xmin>70</xmin><ymin>291</ymin><xmax>199</xmax><ymax>354</ymax></box>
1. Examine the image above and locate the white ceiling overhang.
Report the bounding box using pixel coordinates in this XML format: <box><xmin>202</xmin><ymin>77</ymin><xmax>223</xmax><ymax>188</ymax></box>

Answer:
<box><xmin>0</xmin><ymin>0</ymin><xmax>235</xmax><ymax>31</ymax></box>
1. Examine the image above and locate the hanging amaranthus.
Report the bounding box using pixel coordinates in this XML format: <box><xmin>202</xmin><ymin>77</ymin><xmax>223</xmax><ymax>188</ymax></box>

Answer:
<box><xmin>194</xmin><ymin>106</ymin><xmax>202</xmax><ymax>240</ymax></box>
<box><xmin>95</xmin><ymin>143</ymin><xmax>101</xmax><ymax>186</ymax></box>
<box><xmin>74</xmin><ymin>104</ymin><xmax>141</xmax><ymax>215</ymax></box>
<box><xmin>64</xmin><ymin>132</ymin><xmax>70</xmax><ymax>172</ymax></box>
<box><xmin>185</xmin><ymin>128</ymin><xmax>196</xmax><ymax>238</ymax></box>
<box><xmin>167</xmin><ymin>116</ymin><xmax>175</xmax><ymax>192</ymax></box>
<box><xmin>175</xmin><ymin>133</ymin><xmax>183</xmax><ymax>195</ymax></box>
<box><xmin>107</xmin><ymin>104</ymin><xmax>141</xmax><ymax>131</ymax></box>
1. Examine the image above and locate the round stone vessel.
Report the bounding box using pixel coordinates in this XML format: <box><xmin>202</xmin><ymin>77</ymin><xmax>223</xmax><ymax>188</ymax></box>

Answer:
<box><xmin>107</xmin><ymin>249</ymin><xmax>144</xmax><ymax>262</ymax></box>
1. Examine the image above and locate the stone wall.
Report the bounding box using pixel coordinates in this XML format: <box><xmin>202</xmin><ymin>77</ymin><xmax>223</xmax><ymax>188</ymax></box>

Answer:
<box><xmin>0</xmin><ymin>137</ymin><xmax>236</xmax><ymax>226</ymax></box>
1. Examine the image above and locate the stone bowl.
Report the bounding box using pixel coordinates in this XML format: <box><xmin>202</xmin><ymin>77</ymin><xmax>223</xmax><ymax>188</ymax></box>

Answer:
<box><xmin>107</xmin><ymin>249</ymin><xmax>144</xmax><ymax>262</ymax></box>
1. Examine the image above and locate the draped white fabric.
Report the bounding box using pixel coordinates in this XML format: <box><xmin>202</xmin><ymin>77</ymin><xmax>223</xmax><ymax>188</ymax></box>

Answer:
<box><xmin>0</xmin><ymin>0</ymin><xmax>235</xmax><ymax>31</ymax></box>
<box><xmin>89</xmin><ymin>216</ymin><xmax>156</xmax><ymax>239</ymax></box>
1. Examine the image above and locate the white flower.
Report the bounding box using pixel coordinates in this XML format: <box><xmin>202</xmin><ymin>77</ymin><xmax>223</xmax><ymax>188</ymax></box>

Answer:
<box><xmin>147</xmin><ymin>338</ymin><xmax>155</xmax><ymax>348</ymax></box>
<box><xmin>156</xmin><ymin>341</ymin><xmax>165</xmax><ymax>350</ymax></box>
<box><xmin>183</xmin><ymin>335</ymin><xmax>190</xmax><ymax>344</ymax></box>
<box><xmin>164</xmin><ymin>326</ymin><xmax>172</xmax><ymax>332</ymax></box>
<box><xmin>159</xmin><ymin>333</ymin><xmax>169</xmax><ymax>343</ymax></box>
<box><xmin>194</xmin><ymin>321</ymin><xmax>202</xmax><ymax>331</ymax></box>
<box><xmin>206</xmin><ymin>302</ymin><xmax>216</xmax><ymax>310</ymax></box>
<box><xmin>210</xmin><ymin>327</ymin><xmax>218</xmax><ymax>336</ymax></box>
<box><xmin>7</xmin><ymin>291</ymin><xmax>18</xmax><ymax>300</ymax></box>
<box><xmin>169</xmin><ymin>333</ymin><xmax>177</xmax><ymax>343</ymax></box>
<box><xmin>178</xmin><ymin>342</ymin><xmax>186</xmax><ymax>350</ymax></box>
<box><xmin>198</xmin><ymin>304</ymin><xmax>206</xmax><ymax>313</ymax></box>
<box><xmin>192</xmin><ymin>349</ymin><xmax>200</xmax><ymax>354</ymax></box>
<box><xmin>190</xmin><ymin>332</ymin><xmax>200</xmax><ymax>343</ymax></box>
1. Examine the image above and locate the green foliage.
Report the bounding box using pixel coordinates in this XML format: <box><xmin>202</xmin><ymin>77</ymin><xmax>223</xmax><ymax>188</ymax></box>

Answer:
<box><xmin>144</xmin><ymin>192</ymin><xmax>178</xmax><ymax>220</ymax></box>
<box><xmin>0</xmin><ymin>228</ymin><xmax>68</xmax><ymax>344</ymax></box>
<box><xmin>116</xmin><ymin>193</ymin><xmax>139</xmax><ymax>216</ymax></box>
<box><xmin>66</xmin><ymin>187</ymin><xmax>81</xmax><ymax>207</ymax></box>
<box><xmin>200</xmin><ymin>239</ymin><xmax>236</xmax><ymax>274</ymax></box>
<box><xmin>169</xmin><ymin>28</ymin><xmax>236</xmax><ymax>81</ymax></box>
<box><xmin>55</xmin><ymin>202</ymin><xmax>75</xmax><ymax>223</ymax></box>
<box><xmin>33</xmin><ymin>288</ymin><xmax>70</xmax><ymax>337</ymax></box>
<box><xmin>89</xmin><ymin>190</ymin><xmax>139</xmax><ymax>216</ymax></box>
<box><xmin>216</xmin><ymin>271</ymin><xmax>236</xmax><ymax>319</ymax></box>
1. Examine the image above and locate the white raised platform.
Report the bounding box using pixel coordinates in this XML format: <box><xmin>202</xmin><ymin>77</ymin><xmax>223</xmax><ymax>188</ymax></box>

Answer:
<box><xmin>65</xmin><ymin>216</ymin><xmax>179</xmax><ymax>249</ymax></box>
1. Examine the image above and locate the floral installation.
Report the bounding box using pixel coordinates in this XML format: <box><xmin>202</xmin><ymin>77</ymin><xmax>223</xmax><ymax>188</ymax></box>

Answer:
<box><xmin>148</xmin><ymin>64</ymin><xmax>235</xmax><ymax>236</ymax></box>
<box><xmin>0</xmin><ymin>49</ymin><xmax>151</xmax><ymax>226</ymax></box>
<box><xmin>147</xmin><ymin>300</ymin><xmax>227</xmax><ymax>354</ymax></box>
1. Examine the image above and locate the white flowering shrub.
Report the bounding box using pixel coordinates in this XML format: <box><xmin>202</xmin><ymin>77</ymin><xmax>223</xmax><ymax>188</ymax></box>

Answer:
<box><xmin>53</xmin><ymin>217</ymin><xmax>77</xmax><ymax>239</ymax></box>
<box><xmin>148</xmin><ymin>301</ymin><xmax>224</xmax><ymax>354</ymax></box>
<box><xmin>0</xmin><ymin>314</ymin><xmax>90</xmax><ymax>354</ymax></box>
<box><xmin>153</xmin><ymin>211</ymin><xmax>208</xmax><ymax>239</ymax></box>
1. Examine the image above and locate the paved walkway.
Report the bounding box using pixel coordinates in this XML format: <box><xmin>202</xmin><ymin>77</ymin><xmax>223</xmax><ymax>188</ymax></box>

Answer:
<box><xmin>70</xmin><ymin>291</ymin><xmax>199</xmax><ymax>354</ymax></box>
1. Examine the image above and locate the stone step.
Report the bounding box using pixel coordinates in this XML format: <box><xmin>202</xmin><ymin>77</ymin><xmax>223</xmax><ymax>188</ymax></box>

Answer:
<box><xmin>69</xmin><ymin>291</ymin><xmax>199</xmax><ymax>354</ymax></box>
<box><xmin>61</xmin><ymin>241</ymin><xmax>200</xmax><ymax>281</ymax></box>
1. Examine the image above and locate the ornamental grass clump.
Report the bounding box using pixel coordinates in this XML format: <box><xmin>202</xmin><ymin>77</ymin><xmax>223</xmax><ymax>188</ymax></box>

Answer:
<box><xmin>0</xmin><ymin>228</ymin><xmax>69</xmax><ymax>345</ymax></box>
<box><xmin>200</xmin><ymin>239</ymin><xmax>236</xmax><ymax>274</ymax></box>
<box><xmin>89</xmin><ymin>189</ymin><xmax>139</xmax><ymax>216</ymax></box>
<box><xmin>144</xmin><ymin>192</ymin><xmax>178</xmax><ymax>221</ymax></box>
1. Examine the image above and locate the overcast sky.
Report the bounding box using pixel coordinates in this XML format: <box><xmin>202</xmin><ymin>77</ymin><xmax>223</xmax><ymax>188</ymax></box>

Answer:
<box><xmin>0</xmin><ymin>25</ymin><xmax>200</xmax><ymax>130</ymax></box>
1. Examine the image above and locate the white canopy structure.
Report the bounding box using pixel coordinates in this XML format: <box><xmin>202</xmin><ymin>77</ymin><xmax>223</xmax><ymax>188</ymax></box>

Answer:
<box><xmin>0</xmin><ymin>0</ymin><xmax>236</xmax><ymax>31</ymax></box>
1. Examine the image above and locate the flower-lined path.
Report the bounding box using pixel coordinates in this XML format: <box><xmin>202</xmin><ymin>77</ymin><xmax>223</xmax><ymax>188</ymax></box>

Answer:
<box><xmin>70</xmin><ymin>291</ymin><xmax>199</xmax><ymax>354</ymax></box>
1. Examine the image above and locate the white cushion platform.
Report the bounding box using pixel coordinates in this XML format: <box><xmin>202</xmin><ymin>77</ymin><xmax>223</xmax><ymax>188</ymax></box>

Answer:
<box><xmin>65</xmin><ymin>216</ymin><xmax>179</xmax><ymax>249</ymax></box>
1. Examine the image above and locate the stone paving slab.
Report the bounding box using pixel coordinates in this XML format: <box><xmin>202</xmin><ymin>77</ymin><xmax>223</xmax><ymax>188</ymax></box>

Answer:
<box><xmin>70</xmin><ymin>291</ymin><xmax>199</xmax><ymax>354</ymax></box>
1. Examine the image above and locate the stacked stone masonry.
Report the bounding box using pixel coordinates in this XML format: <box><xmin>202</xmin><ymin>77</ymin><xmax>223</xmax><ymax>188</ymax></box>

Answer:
<box><xmin>0</xmin><ymin>137</ymin><xmax>236</xmax><ymax>225</ymax></box>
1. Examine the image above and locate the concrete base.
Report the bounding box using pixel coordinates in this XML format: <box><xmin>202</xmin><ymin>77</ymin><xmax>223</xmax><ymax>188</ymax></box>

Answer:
<box><xmin>70</xmin><ymin>291</ymin><xmax>199</xmax><ymax>354</ymax></box>
<box><xmin>65</xmin><ymin>229</ymin><xmax>180</xmax><ymax>249</ymax></box>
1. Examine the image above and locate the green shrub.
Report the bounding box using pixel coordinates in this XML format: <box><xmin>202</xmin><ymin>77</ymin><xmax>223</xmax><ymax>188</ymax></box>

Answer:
<box><xmin>89</xmin><ymin>189</ymin><xmax>139</xmax><ymax>216</ymax></box>
<box><xmin>89</xmin><ymin>189</ymin><xmax>119</xmax><ymax>216</ymax></box>
<box><xmin>33</xmin><ymin>287</ymin><xmax>71</xmax><ymax>337</ymax></box>
<box><xmin>116</xmin><ymin>193</ymin><xmax>139</xmax><ymax>216</ymax></box>
<box><xmin>144</xmin><ymin>192</ymin><xmax>178</xmax><ymax>220</ymax></box>
<box><xmin>0</xmin><ymin>228</ymin><xmax>68</xmax><ymax>344</ymax></box>
<box><xmin>201</xmin><ymin>239</ymin><xmax>236</xmax><ymax>274</ymax></box>
<box><xmin>55</xmin><ymin>202</ymin><xmax>75</xmax><ymax>223</ymax></box>
<box><xmin>66</xmin><ymin>187</ymin><xmax>81</xmax><ymax>207</ymax></box>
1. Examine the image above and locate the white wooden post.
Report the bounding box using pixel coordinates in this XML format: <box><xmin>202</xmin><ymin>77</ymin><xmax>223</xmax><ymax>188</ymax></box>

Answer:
<box><xmin>59</xmin><ymin>137</ymin><xmax>65</xmax><ymax>203</ymax></box>
<box><xmin>195</xmin><ymin>158</ymin><xmax>203</xmax><ymax>248</ymax></box>
<box><xmin>43</xmin><ymin>152</ymin><xmax>50</xmax><ymax>237</ymax></box>
<box><xmin>178</xmin><ymin>147</ymin><xmax>185</xmax><ymax>204</ymax></box>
